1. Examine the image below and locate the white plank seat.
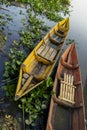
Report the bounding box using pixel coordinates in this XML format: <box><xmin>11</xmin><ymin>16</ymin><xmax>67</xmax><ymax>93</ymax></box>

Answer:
<box><xmin>58</xmin><ymin>73</ymin><xmax>76</xmax><ymax>104</ymax></box>
<box><xmin>36</xmin><ymin>44</ymin><xmax>57</xmax><ymax>62</ymax></box>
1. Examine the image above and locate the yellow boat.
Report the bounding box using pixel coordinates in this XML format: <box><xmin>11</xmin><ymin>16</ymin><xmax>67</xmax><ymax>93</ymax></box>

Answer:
<box><xmin>14</xmin><ymin>17</ymin><xmax>70</xmax><ymax>100</ymax></box>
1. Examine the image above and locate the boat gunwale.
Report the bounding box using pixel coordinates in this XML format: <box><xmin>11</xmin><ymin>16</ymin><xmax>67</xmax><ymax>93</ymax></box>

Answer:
<box><xmin>46</xmin><ymin>43</ymin><xmax>86</xmax><ymax>130</ymax></box>
<box><xmin>15</xmin><ymin>17</ymin><xmax>70</xmax><ymax>100</ymax></box>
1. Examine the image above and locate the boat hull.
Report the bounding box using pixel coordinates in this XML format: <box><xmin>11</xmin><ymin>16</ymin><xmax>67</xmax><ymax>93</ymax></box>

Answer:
<box><xmin>46</xmin><ymin>43</ymin><xmax>86</xmax><ymax>130</ymax></box>
<box><xmin>15</xmin><ymin>18</ymin><xmax>69</xmax><ymax>100</ymax></box>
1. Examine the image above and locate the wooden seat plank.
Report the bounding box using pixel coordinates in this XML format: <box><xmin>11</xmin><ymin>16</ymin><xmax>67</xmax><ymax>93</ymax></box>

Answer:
<box><xmin>45</xmin><ymin>47</ymin><xmax>54</xmax><ymax>60</ymax></box>
<box><xmin>37</xmin><ymin>45</ymin><xmax>45</xmax><ymax>55</ymax></box>
<box><xmin>50</xmin><ymin>49</ymin><xmax>57</xmax><ymax>61</ymax></box>
<box><xmin>38</xmin><ymin>65</ymin><xmax>47</xmax><ymax>76</ymax></box>
<box><xmin>58</xmin><ymin>73</ymin><xmax>76</xmax><ymax>104</ymax></box>
<box><xmin>40</xmin><ymin>45</ymin><xmax>50</xmax><ymax>57</ymax></box>
<box><xmin>37</xmin><ymin>44</ymin><xmax>57</xmax><ymax>62</ymax></box>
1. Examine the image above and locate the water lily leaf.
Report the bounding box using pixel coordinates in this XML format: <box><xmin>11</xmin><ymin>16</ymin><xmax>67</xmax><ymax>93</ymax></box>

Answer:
<box><xmin>41</xmin><ymin>104</ymin><xmax>47</xmax><ymax>109</ymax></box>
<box><xmin>18</xmin><ymin>104</ymin><xmax>22</xmax><ymax>109</ymax></box>
<box><xmin>21</xmin><ymin>98</ymin><xmax>26</xmax><ymax>103</ymax></box>
<box><xmin>16</xmin><ymin>61</ymin><xmax>21</xmax><ymax>65</ymax></box>
<box><xmin>25</xmin><ymin>119</ymin><xmax>30</xmax><ymax>125</ymax></box>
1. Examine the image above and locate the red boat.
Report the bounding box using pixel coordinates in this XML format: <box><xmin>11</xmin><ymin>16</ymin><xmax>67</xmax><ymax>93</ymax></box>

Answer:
<box><xmin>46</xmin><ymin>43</ymin><xmax>86</xmax><ymax>130</ymax></box>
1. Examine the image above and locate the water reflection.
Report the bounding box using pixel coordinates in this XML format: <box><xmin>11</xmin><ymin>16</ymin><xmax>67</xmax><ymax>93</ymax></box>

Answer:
<box><xmin>0</xmin><ymin>4</ymin><xmax>28</xmax><ymax>83</ymax></box>
<box><xmin>69</xmin><ymin>0</ymin><xmax>87</xmax><ymax>86</ymax></box>
<box><xmin>69</xmin><ymin>0</ymin><xmax>87</xmax><ymax>128</ymax></box>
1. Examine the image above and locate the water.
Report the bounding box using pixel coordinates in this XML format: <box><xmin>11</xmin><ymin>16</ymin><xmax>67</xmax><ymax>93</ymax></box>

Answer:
<box><xmin>0</xmin><ymin>3</ymin><xmax>28</xmax><ymax>129</ymax></box>
<box><xmin>69</xmin><ymin>1</ymin><xmax>87</xmax><ymax>125</ymax></box>
<box><xmin>0</xmin><ymin>3</ymin><xmax>28</xmax><ymax>84</ymax></box>
<box><xmin>69</xmin><ymin>0</ymin><xmax>87</xmax><ymax>86</ymax></box>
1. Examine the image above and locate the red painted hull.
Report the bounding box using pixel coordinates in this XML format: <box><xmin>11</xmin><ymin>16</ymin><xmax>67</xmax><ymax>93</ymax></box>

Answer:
<box><xmin>46</xmin><ymin>43</ymin><xmax>86</xmax><ymax>130</ymax></box>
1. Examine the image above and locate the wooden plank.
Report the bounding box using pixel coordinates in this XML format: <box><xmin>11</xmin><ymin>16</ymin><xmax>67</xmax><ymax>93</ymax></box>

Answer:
<box><xmin>61</xmin><ymin>81</ymin><xmax>76</xmax><ymax>88</ymax></box>
<box><xmin>28</xmin><ymin>60</ymin><xmax>38</xmax><ymax>73</ymax></box>
<box><xmin>38</xmin><ymin>65</ymin><xmax>47</xmax><ymax>76</ymax></box>
<box><xmin>64</xmin><ymin>73</ymin><xmax>67</xmax><ymax>82</ymax></box>
<box><xmin>37</xmin><ymin>44</ymin><xmax>57</xmax><ymax>62</ymax></box>
<box><xmin>45</xmin><ymin>47</ymin><xmax>54</xmax><ymax>60</ymax></box>
<box><xmin>63</xmin><ymin>83</ymin><xmax>65</xmax><ymax>98</ymax></box>
<box><xmin>70</xmin><ymin>86</ymin><xmax>72</xmax><ymax>101</ymax></box>
<box><xmin>65</xmin><ymin>85</ymin><xmax>67</xmax><ymax>99</ymax></box>
<box><xmin>50</xmin><ymin>37</ymin><xmax>59</xmax><ymax>44</ymax></box>
<box><xmin>59</xmin><ymin>83</ymin><xmax>63</xmax><ymax>98</ymax></box>
<box><xmin>59</xmin><ymin>73</ymin><xmax>76</xmax><ymax>104</ymax></box>
<box><xmin>72</xmin><ymin>87</ymin><xmax>75</xmax><ymax>102</ymax></box>
<box><xmin>22</xmin><ymin>78</ymin><xmax>26</xmax><ymax>85</ymax></box>
<box><xmin>62</xmin><ymin>98</ymin><xmax>75</xmax><ymax>104</ymax></box>
<box><xmin>19</xmin><ymin>75</ymin><xmax>33</xmax><ymax>95</ymax></box>
<box><xmin>32</xmin><ymin>62</ymin><xmax>42</xmax><ymax>75</ymax></box>
<box><xmin>50</xmin><ymin>49</ymin><xmax>57</xmax><ymax>61</ymax></box>
<box><xmin>37</xmin><ymin>45</ymin><xmax>45</xmax><ymax>55</ymax></box>
<box><xmin>40</xmin><ymin>45</ymin><xmax>49</xmax><ymax>57</ymax></box>
<box><xmin>72</xmin><ymin>111</ymin><xmax>79</xmax><ymax>130</ymax></box>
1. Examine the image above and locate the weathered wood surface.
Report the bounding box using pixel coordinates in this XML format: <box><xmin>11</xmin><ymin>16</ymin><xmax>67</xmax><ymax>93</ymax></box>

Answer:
<box><xmin>37</xmin><ymin>44</ymin><xmax>57</xmax><ymax>61</ymax></box>
<box><xmin>59</xmin><ymin>73</ymin><xmax>76</xmax><ymax>104</ymax></box>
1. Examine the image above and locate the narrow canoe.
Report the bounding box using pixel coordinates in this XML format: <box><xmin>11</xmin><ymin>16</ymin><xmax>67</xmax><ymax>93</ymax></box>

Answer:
<box><xmin>46</xmin><ymin>43</ymin><xmax>86</xmax><ymax>130</ymax></box>
<box><xmin>14</xmin><ymin>17</ymin><xmax>69</xmax><ymax>101</ymax></box>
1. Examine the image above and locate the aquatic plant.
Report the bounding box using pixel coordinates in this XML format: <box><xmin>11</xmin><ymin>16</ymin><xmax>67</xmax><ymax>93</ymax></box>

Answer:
<box><xmin>4</xmin><ymin>84</ymin><xmax>16</xmax><ymax>98</ymax></box>
<box><xmin>0</xmin><ymin>0</ymin><xmax>10</xmax><ymax>6</ymax></box>
<box><xmin>18</xmin><ymin>0</ymin><xmax>70</xmax><ymax>21</ymax></box>
<box><xmin>18</xmin><ymin>77</ymin><xmax>53</xmax><ymax>128</ymax></box>
<box><xmin>4</xmin><ymin>44</ymin><xmax>26</xmax><ymax>79</ymax></box>
<box><xmin>0</xmin><ymin>31</ymin><xmax>7</xmax><ymax>49</ymax></box>
<box><xmin>20</xmin><ymin>14</ymin><xmax>50</xmax><ymax>49</ymax></box>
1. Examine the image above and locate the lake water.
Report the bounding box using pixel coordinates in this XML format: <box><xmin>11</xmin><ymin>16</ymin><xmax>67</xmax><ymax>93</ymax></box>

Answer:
<box><xmin>69</xmin><ymin>0</ymin><xmax>87</xmax><ymax>86</ymax></box>
<box><xmin>69</xmin><ymin>0</ymin><xmax>87</xmax><ymax>124</ymax></box>
<box><xmin>0</xmin><ymin>3</ymin><xmax>28</xmax><ymax>85</ymax></box>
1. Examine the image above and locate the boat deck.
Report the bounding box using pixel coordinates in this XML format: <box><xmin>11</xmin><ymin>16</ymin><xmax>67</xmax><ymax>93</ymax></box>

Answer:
<box><xmin>53</xmin><ymin>104</ymin><xmax>71</xmax><ymax>130</ymax></box>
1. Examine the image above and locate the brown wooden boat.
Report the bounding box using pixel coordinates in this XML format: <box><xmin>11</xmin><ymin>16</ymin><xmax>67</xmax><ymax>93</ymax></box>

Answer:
<box><xmin>46</xmin><ymin>43</ymin><xmax>86</xmax><ymax>130</ymax></box>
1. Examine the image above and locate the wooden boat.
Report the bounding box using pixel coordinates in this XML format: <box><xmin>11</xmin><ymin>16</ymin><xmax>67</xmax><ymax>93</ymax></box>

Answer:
<box><xmin>14</xmin><ymin>18</ymin><xmax>69</xmax><ymax>101</ymax></box>
<box><xmin>46</xmin><ymin>43</ymin><xmax>86</xmax><ymax>130</ymax></box>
